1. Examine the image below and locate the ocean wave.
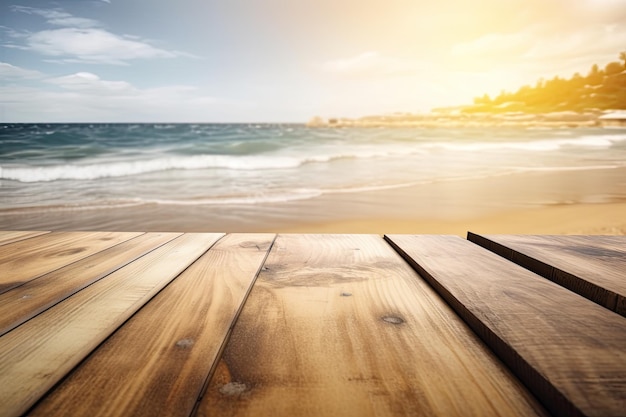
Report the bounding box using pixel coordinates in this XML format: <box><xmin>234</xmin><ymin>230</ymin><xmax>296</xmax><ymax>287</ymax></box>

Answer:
<box><xmin>0</xmin><ymin>199</ymin><xmax>146</xmax><ymax>214</ymax></box>
<box><xmin>135</xmin><ymin>176</ymin><xmax>509</xmax><ymax>207</ymax></box>
<box><xmin>0</xmin><ymin>154</ymin><xmax>309</xmax><ymax>183</ymax></box>
<box><xmin>2</xmin><ymin>131</ymin><xmax>624</xmax><ymax>183</ymax></box>
<box><xmin>142</xmin><ymin>190</ymin><xmax>323</xmax><ymax>206</ymax></box>
<box><xmin>0</xmin><ymin>148</ymin><xmax>412</xmax><ymax>183</ymax></box>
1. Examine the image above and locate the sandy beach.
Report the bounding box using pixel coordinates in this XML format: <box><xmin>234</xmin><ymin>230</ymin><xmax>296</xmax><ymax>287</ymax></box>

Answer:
<box><xmin>279</xmin><ymin>202</ymin><xmax>626</xmax><ymax>235</ymax></box>
<box><xmin>2</xmin><ymin>167</ymin><xmax>624</xmax><ymax>236</ymax></box>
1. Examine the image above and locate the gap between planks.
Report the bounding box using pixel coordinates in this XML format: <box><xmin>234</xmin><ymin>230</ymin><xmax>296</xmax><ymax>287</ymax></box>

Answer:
<box><xmin>0</xmin><ymin>231</ymin><xmax>51</xmax><ymax>247</ymax></box>
<box><xmin>0</xmin><ymin>233</ymin><xmax>224</xmax><ymax>417</ymax></box>
<box><xmin>386</xmin><ymin>234</ymin><xmax>626</xmax><ymax>417</ymax></box>
<box><xmin>27</xmin><ymin>233</ymin><xmax>276</xmax><ymax>417</ymax></box>
<box><xmin>0</xmin><ymin>232</ymin><xmax>182</xmax><ymax>337</ymax></box>
<box><xmin>467</xmin><ymin>233</ymin><xmax>626</xmax><ymax>317</ymax></box>
<box><xmin>0</xmin><ymin>231</ymin><xmax>143</xmax><ymax>295</ymax></box>
<box><xmin>196</xmin><ymin>234</ymin><xmax>547</xmax><ymax>417</ymax></box>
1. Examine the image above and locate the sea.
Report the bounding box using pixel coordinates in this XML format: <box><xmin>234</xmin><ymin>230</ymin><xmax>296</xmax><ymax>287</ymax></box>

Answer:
<box><xmin>1</xmin><ymin>123</ymin><xmax>625</xmax><ymax>219</ymax></box>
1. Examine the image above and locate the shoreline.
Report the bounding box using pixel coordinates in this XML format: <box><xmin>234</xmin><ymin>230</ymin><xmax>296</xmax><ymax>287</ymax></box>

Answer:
<box><xmin>1</xmin><ymin>200</ymin><xmax>624</xmax><ymax>237</ymax></box>
<box><xmin>275</xmin><ymin>202</ymin><xmax>626</xmax><ymax>236</ymax></box>
<box><xmin>1</xmin><ymin>167</ymin><xmax>624</xmax><ymax>236</ymax></box>
<box><xmin>306</xmin><ymin>110</ymin><xmax>626</xmax><ymax>129</ymax></box>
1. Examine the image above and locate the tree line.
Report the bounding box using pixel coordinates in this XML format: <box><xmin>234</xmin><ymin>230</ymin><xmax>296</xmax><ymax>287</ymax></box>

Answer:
<box><xmin>465</xmin><ymin>52</ymin><xmax>626</xmax><ymax>113</ymax></box>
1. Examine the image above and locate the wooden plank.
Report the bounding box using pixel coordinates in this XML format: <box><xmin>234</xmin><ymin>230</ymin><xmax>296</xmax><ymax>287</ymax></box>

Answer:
<box><xmin>197</xmin><ymin>234</ymin><xmax>548</xmax><ymax>417</ymax></box>
<box><xmin>0</xmin><ymin>233</ymin><xmax>223</xmax><ymax>417</ymax></box>
<box><xmin>386</xmin><ymin>234</ymin><xmax>626</xmax><ymax>417</ymax></box>
<box><xmin>29</xmin><ymin>233</ymin><xmax>275</xmax><ymax>417</ymax></box>
<box><xmin>0</xmin><ymin>232</ymin><xmax>181</xmax><ymax>337</ymax></box>
<box><xmin>0</xmin><ymin>231</ymin><xmax>50</xmax><ymax>246</ymax></box>
<box><xmin>467</xmin><ymin>233</ymin><xmax>626</xmax><ymax>316</ymax></box>
<box><xmin>0</xmin><ymin>231</ymin><xmax>143</xmax><ymax>294</ymax></box>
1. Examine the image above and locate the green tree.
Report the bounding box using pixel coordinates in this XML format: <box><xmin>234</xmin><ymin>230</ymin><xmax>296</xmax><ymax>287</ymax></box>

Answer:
<box><xmin>586</xmin><ymin>64</ymin><xmax>603</xmax><ymax>86</ymax></box>
<box><xmin>473</xmin><ymin>94</ymin><xmax>492</xmax><ymax>106</ymax></box>
<box><xmin>467</xmin><ymin>51</ymin><xmax>626</xmax><ymax>113</ymax></box>
<box><xmin>605</xmin><ymin>61</ymin><xmax>623</xmax><ymax>76</ymax></box>
<box><xmin>571</xmin><ymin>72</ymin><xmax>583</xmax><ymax>85</ymax></box>
<box><xmin>535</xmin><ymin>78</ymin><xmax>545</xmax><ymax>89</ymax></box>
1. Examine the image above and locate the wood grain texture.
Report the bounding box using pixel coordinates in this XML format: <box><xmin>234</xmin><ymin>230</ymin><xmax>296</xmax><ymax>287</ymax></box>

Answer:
<box><xmin>0</xmin><ymin>231</ymin><xmax>50</xmax><ymax>246</ymax></box>
<box><xmin>0</xmin><ymin>231</ymin><xmax>142</xmax><ymax>294</ymax></box>
<box><xmin>467</xmin><ymin>233</ymin><xmax>626</xmax><ymax>316</ymax></box>
<box><xmin>0</xmin><ymin>232</ymin><xmax>180</xmax><ymax>337</ymax></box>
<box><xmin>197</xmin><ymin>234</ymin><xmax>547</xmax><ymax>417</ymax></box>
<box><xmin>0</xmin><ymin>233</ymin><xmax>223</xmax><ymax>417</ymax></box>
<box><xmin>29</xmin><ymin>233</ymin><xmax>275</xmax><ymax>417</ymax></box>
<box><xmin>386</xmin><ymin>234</ymin><xmax>626</xmax><ymax>417</ymax></box>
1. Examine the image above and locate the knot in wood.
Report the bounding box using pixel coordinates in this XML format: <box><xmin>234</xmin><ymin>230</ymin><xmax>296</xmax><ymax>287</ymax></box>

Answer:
<box><xmin>381</xmin><ymin>316</ymin><xmax>404</xmax><ymax>325</ymax></box>
<box><xmin>175</xmin><ymin>338</ymin><xmax>194</xmax><ymax>349</ymax></box>
<box><xmin>53</xmin><ymin>247</ymin><xmax>85</xmax><ymax>257</ymax></box>
<box><xmin>219</xmin><ymin>382</ymin><xmax>248</xmax><ymax>396</ymax></box>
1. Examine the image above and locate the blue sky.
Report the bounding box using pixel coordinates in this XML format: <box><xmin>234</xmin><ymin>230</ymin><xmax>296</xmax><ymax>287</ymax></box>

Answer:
<box><xmin>1</xmin><ymin>0</ymin><xmax>625</xmax><ymax>122</ymax></box>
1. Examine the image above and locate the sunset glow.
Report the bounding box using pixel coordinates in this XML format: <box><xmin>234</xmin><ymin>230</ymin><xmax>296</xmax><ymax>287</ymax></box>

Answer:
<box><xmin>1</xmin><ymin>0</ymin><xmax>625</xmax><ymax>122</ymax></box>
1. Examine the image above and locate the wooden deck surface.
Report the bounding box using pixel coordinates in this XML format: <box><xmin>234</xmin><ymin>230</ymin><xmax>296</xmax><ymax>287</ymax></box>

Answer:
<box><xmin>467</xmin><ymin>233</ymin><xmax>626</xmax><ymax>316</ymax></box>
<box><xmin>0</xmin><ymin>231</ymin><xmax>624</xmax><ymax>417</ymax></box>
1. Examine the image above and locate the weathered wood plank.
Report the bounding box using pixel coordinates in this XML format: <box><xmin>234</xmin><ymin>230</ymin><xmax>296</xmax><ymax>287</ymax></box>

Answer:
<box><xmin>0</xmin><ymin>231</ymin><xmax>50</xmax><ymax>246</ymax></box>
<box><xmin>0</xmin><ymin>231</ymin><xmax>142</xmax><ymax>294</ymax></box>
<box><xmin>29</xmin><ymin>233</ymin><xmax>275</xmax><ymax>417</ymax></box>
<box><xmin>467</xmin><ymin>233</ymin><xmax>626</xmax><ymax>316</ymax></box>
<box><xmin>0</xmin><ymin>232</ymin><xmax>181</xmax><ymax>337</ymax></box>
<box><xmin>386</xmin><ymin>234</ymin><xmax>626</xmax><ymax>417</ymax></box>
<box><xmin>197</xmin><ymin>234</ymin><xmax>547</xmax><ymax>417</ymax></box>
<box><xmin>0</xmin><ymin>233</ymin><xmax>223</xmax><ymax>417</ymax></box>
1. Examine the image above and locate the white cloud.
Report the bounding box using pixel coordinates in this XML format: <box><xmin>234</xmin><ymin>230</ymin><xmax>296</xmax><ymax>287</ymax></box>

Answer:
<box><xmin>321</xmin><ymin>51</ymin><xmax>428</xmax><ymax>78</ymax></box>
<box><xmin>0</xmin><ymin>72</ymin><xmax>220</xmax><ymax>122</ymax></box>
<box><xmin>450</xmin><ymin>21</ymin><xmax>626</xmax><ymax>78</ymax></box>
<box><xmin>524</xmin><ymin>25</ymin><xmax>626</xmax><ymax>64</ymax></box>
<box><xmin>10</xmin><ymin>6</ymin><xmax>99</xmax><ymax>28</ymax></box>
<box><xmin>6</xmin><ymin>6</ymin><xmax>188</xmax><ymax>65</ymax></box>
<box><xmin>24</xmin><ymin>28</ymin><xmax>178</xmax><ymax>64</ymax></box>
<box><xmin>448</xmin><ymin>0</ymin><xmax>626</xmax><ymax>72</ymax></box>
<box><xmin>0</xmin><ymin>62</ymin><xmax>43</xmax><ymax>79</ymax></box>
<box><xmin>47</xmin><ymin>72</ymin><xmax>136</xmax><ymax>93</ymax></box>
<box><xmin>451</xmin><ymin>32</ymin><xmax>534</xmax><ymax>62</ymax></box>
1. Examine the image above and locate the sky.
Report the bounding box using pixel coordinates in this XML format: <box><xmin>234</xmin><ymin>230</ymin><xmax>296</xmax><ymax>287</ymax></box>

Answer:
<box><xmin>1</xmin><ymin>0</ymin><xmax>625</xmax><ymax>122</ymax></box>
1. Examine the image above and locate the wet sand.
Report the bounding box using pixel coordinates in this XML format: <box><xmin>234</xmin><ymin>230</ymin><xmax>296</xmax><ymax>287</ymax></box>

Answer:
<box><xmin>1</xmin><ymin>167</ymin><xmax>625</xmax><ymax>235</ymax></box>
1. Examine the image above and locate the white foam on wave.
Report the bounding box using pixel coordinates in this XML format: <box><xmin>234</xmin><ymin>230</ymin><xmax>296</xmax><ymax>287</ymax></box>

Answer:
<box><xmin>136</xmin><ymin>175</ymin><xmax>508</xmax><ymax>207</ymax></box>
<box><xmin>0</xmin><ymin>154</ymin><xmax>307</xmax><ymax>183</ymax></box>
<box><xmin>2</xmin><ymin>132</ymin><xmax>623</xmax><ymax>183</ymax></box>
<box><xmin>143</xmin><ymin>190</ymin><xmax>323</xmax><ymax>206</ymax></box>
<box><xmin>0</xmin><ymin>146</ymin><xmax>411</xmax><ymax>183</ymax></box>
<box><xmin>0</xmin><ymin>198</ymin><xmax>146</xmax><ymax>214</ymax></box>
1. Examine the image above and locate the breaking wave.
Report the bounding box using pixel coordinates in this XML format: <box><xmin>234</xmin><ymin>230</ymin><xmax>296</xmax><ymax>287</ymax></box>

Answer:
<box><xmin>0</xmin><ymin>154</ymin><xmax>319</xmax><ymax>183</ymax></box>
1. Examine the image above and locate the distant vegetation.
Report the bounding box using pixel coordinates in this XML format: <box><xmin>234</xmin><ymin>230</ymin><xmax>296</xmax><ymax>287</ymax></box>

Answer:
<box><xmin>308</xmin><ymin>52</ymin><xmax>626</xmax><ymax>127</ymax></box>
<box><xmin>463</xmin><ymin>52</ymin><xmax>626</xmax><ymax>113</ymax></box>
